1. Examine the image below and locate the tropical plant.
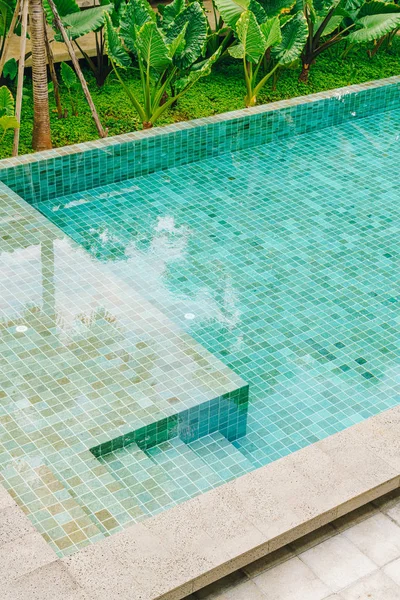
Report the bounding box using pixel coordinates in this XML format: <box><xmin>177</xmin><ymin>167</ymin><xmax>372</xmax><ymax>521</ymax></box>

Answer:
<box><xmin>60</xmin><ymin>61</ymin><xmax>80</xmax><ymax>115</ymax></box>
<box><xmin>299</xmin><ymin>0</ymin><xmax>400</xmax><ymax>81</ymax></box>
<box><xmin>0</xmin><ymin>85</ymin><xmax>18</xmax><ymax>144</ymax></box>
<box><xmin>215</xmin><ymin>0</ymin><xmax>308</xmax><ymax>106</ymax></box>
<box><xmin>44</xmin><ymin>0</ymin><xmax>114</xmax><ymax>87</ymax></box>
<box><xmin>30</xmin><ymin>0</ymin><xmax>52</xmax><ymax>150</ymax></box>
<box><xmin>0</xmin><ymin>0</ymin><xmax>20</xmax><ymax>82</ymax></box>
<box><xmin>104</xmin><ymin>0</ymin><xmax>222</xmax><ymax>128</ymax></box>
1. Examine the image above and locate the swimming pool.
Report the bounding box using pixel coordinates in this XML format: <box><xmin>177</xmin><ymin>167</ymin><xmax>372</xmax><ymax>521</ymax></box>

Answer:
<box><xmin>0</xmin><ymin>77</ymin><xmax>399</xmax><ymax>556</ymax></box>
<box><xmin>41</xmin><ymin>104</ymin><xmax>400</xmax><ymax>466</ymax></box>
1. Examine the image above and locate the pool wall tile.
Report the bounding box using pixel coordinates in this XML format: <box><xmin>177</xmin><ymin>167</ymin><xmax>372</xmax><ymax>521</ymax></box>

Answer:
<box><xmin>1</xmin><ymin>76</ymin><xmax>400</xmax><ymax>203</ymax></box>
<box><xmin>90</xmin><ymin>384</ymin><xmax>249</xmax><ymax>458</ymax></box>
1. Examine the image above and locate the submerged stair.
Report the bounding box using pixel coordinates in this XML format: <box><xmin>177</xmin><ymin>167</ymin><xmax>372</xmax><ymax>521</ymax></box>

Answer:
<box><xmin>188</xmin><ymin>432</ymin><xmax>255</xmax><ymax>480</ymax></box>
<box><xmin>97</xmin><ymin>432</ymin><xmax>255</xmax><ymax>521</ymax></box>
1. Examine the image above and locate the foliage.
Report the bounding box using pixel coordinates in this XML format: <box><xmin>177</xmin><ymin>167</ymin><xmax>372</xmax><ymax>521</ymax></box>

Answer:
<box><xmin>0</xmin><ymin>85</ymin><xmax>18</xmax><ymax>144</ymax></box>
<box><xmin>104</xmin><ymin>0</ymin><xmax>222</xmax><ymax>127</ymax></box>
<box><xmin>60</xmin><ymin>62</ymin><xmax>80</xmax><ymax>115</ymax></box>
<box><xmin>45</xmin><ymin>0</ymin><xmax>114</xmax><ymax>87</ymax></box>
<box><xmin>3</xmin><ymin>58</ymin><xmax>17</xmax><ymax>81</ymax></box>
<box><xmin>0</xmin><ymin>0</ymin><xmax>20</xmax><ymax>83</ymax></box>
<box><xmin>298</xmin><ymin>0</ymin><xmax>400</xmax><ymax>80</ymax></box>
<box><xmin>220</xmin><ymin>0</ymin><xmax>308</xmax><ymax>106</ymax></box>
<box><xmin>1</xmin><ymin>40</ymin><xmax>399</xmax><ymax>159</ymax></box>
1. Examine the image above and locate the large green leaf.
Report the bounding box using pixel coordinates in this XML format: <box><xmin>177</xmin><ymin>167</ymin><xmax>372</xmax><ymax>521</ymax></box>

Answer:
<box><xmin>60</xmin><ymin>62</ymin><xmax>78</xmax><ymax>89</ymax></box>
<box><xmin>248</xmin><ymin>0</ymin><xmax>268</xmax><ymax>23</ymax></box>
<box><xmin>358</xmin><ymin>0</ymin><xmax>400</xmax><ymax>16</ymax></box>
<box><xmin>0</xmin><ymin>114</ymin><xmax>18</xmax><ymax>132</ymax></box>
<box><xmin>348</xmin><ymin>11</ymin><xmax>400</xmax><ymax>41</ymax></box>
<box><xmin>174</xmin><ymin>45</ymin><xmax>223</xmax><ymax>93</ymax></box>
<box><xmin>272</xmin><ymin>11</ymin><xmax>308</xmax><ymax>64</ymax></box>
<box><xmin>104</xmin><ymin>12</ymin><xmax>132</xmax><ymax>68</ymax></box>
<box><xmin>43</xmin><ymin>0</ymin><xmax>79</xmax><ymax>23</ymax></box>
<box><xmin>235</xmin><ymin>10</ymin><xmax>268</xmax><ymax>62</ymax></box>
<box><xmin>213</xmin><ymin>0</ymin><xmax>249</xmax><ymax>27</ymax></box>
<box><xmin>0</xmin><ymin>85</ymin><xmax>14</xmax><ymax>118</ymax></box>
<box><xmin>158</xmin><ymin>0</ymin><xmax>185</xmax><ymax>29</ymax></box>
<box><xmin>57</xmin><ymin>5</ymin><xmax>113</xmax><ymax>41</ymax></box>
<box><xmin>3</xmin><ymin>58</ymin><xmax>17</xmax><ymax>80</ymax></box>
<box><xmin>120</xmin><ymin>0</ymin><xmax>155</xmax><ymax>54</ymax></box>
<box><xmin>167</xmin><ymin>22</ymin><xmax>188</xmax><ymax>58</ymax></box>
<box><xmin>228</xmin><ymin>41</ymin><xmax>245</xmax><ymax>57</ymax></box>
<box><xmin>258</xmin><ymin>0</ymin><xmax>295</xmax><ymax>17</ymax></box>
<box><xmin>136</xmin><ymin>21</ymin><xmax>172</xmax><ymax>71</ymax></box>
<box><xmin>0</xmin><ymin>0</ymin><xmax>17</xmax><ymax>37</ymax></box>
<box><xmin>260</xmin><ymin>16</ymin><xmax>282</xmax><ymax>47</ymax></box>
<box><xmin>314</xmin><ymin>13</ymin><xmax>343</xmax><ymax>35</ymax></box>
<box><xmin>165</xmin><ymin>2</ymin><xmax>207</xmax><ymax>69</ymax></box>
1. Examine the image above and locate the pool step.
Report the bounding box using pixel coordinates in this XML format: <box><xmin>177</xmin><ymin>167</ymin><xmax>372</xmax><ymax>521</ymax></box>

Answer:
<box><xmin>97</xmin><ymin>432</ymin><xmax>254</xmax><ymax>519</ymax></box>
<box><xmin>98</xmin><ymin>442</ymin><xmax>184</xmax><ymax>516</ymax></box>
<box><xmin>145</xmin><ymin>437</ymin><xmax>224</xmax><ymax>494</ymax></box>
<box><xmin>0</xmin><ymin>459</ymin><xmax>105</xmax><ymax>555</ymax></box>
<box><xmin>188</xmin><ymin>432</ymin><xmax>255</xmax><ymax>481</ymax></box>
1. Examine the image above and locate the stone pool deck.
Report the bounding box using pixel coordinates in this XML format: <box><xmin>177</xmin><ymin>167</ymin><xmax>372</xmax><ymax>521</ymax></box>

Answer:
<box><xmin>0</xmin><ymin>404</ymin><xmax>399</xmax><ymax>599</ymax></box>
<box><xmin>187</xmin><ymin>489</ymin><xmax>400</xmax><ymax>600</ymax></box>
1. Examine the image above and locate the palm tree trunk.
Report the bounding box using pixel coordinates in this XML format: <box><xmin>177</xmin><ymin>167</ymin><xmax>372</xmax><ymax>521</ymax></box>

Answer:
<box><xmin>29</xmin><ymin>0</ymin><xmax>52</xmax><ymax>150</ymax></box>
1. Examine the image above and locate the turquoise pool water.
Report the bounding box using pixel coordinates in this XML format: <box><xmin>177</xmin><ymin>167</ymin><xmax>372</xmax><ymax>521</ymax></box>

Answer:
<box><xmin>38</xmin><ymin>106</ymin><xmax>399</xmax><ymax>469</ymax></box>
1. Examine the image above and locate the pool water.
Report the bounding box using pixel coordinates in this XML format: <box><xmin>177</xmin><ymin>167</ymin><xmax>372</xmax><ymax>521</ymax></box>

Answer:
<box><xmin>39</xmin><ymin>107</ymin><xmax>400</xmax><ymax>469</ymax></box>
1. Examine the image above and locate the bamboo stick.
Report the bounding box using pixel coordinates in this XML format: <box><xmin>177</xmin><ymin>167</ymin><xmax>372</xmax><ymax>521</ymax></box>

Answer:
<box><xmin>43</xmin><ymin>13</ymin><xmax>63</xmax><ymax>119</ymax></box>
<box><xmin>46</xmin><ymin>0</ymin><xmax>107</xmax><ymax>138</ymax></box>
<box><xmin>0</xmin><ymin>0</ymin><xmax>21</xmax><ymax>77</ymax></box>
<box><xmin>12</xmin><ymin>0</ymin><xmax>28</xmax><ymax>156</ymax></box>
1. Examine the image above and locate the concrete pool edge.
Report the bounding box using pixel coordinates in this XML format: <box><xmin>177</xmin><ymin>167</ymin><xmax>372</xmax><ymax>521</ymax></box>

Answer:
<box><xmin>1</xmin><ymin>405</ymin><xmax>399</xmax><ymax>599</ymax></box>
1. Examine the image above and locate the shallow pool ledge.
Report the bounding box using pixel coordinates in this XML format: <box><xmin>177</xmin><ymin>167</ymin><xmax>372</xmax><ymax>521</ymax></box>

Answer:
<box><xmin>1</xmin><ymin>405</ymin><xmax>399</xmax><ymax>599</ymax></box>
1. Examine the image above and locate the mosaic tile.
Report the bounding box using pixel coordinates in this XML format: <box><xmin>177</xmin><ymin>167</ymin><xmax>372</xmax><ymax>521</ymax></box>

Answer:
<box><xmin>0</xmin><ymin>76</ymin><xmax>399</xmax><ymax>558</ymax></box>
<box><xmin>0</xmin><ymin>182</ymin><xmax>248</xmax><ymax>555</ymax></box>
<box><xmin>0</xmin><ymin>76</ymin><xmax>400</xmax><ymax>204</ymax></box>
<box><xmin>39</xmin><ymin>105</ymin><xmax>400</xmax><ymax>474</ymax></box>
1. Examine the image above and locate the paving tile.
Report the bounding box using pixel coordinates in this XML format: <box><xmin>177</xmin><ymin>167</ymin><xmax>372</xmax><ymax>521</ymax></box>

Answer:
<box><xmin>290</xmin><ymin>524</ymin><xmax>336</xmax><ymax>554</ymax></box>
<box><xmin>0</xmin><ymin>484</ymin><xmax>14</xmax><ymax>511</ymax></box>
<box><xmin>340</xmin><ymin>571</ymin><xmax>400</xmax><ymax>600</ymax></box>
<box><xmin>194</xmin><ymin>571</ymin><xmax>249</xmax><ymax>599</ymax></box>
<box><xmin>222</xmin><ymin>580</ymin><xmax>267</xmax><ymax>600</ymax></box>
<box><xmin>299</xmin><ymin>534</ymin><xmax>377</xmax><ymax>592</ymax></box>
<box><xmin>383</xmin><ymin>557</ymin><xmax>400</xmax><ymax>586</ymax></box>
<box><xmin>341</xmin><ymin>513</ymin><xmax>400</xmax><ymax>567</ymax></box>
<box><xmin>0</xmin><ymin>561</ymin><xmax>82</xmax><ymax>600</ymax></box>
<box><xmin>315</xmin><ymin>429</ymin><xmax>399</xmax><ymax>489</ymax></box>
<box><xmin>386</xmin><ymin>504</ymin><xmax>400</xmax><ymax>528</ymax></box>
<box><xmin>0</xmin><ymin>532</ymin><xmax>56</xmax><ymax>583</ymax></box>
<box><xmin>243</xmin><ymin>546</ymin><xmax>295</xmax><ymax>578</ymax></box>
<box><xmin>147</xmin><ymin>486</ymin><xmax>266</xmax><ymax>565</ymax></box>
<box><xmin>76</xmin><ymin>522</ymin><xmax>192</xmax><ymax>599</ymax></box>
<box><xmin>253</xmin><ymin>556</ymin><xmax>330</xmax><ymax>600</ymax></box>
<box><xmin>63</xmin><ymin>544</ymin><xmax>144</xmax><ymax>600</ymax></box>
<box><xmin>332</xmin><ymin>504</ymin><xmax>379</xmax><ymax>533</ymax></box>
<box><xmin>0</xmin><ymin>505</ymin><xmax>36</xmax><ymax>546</ymax></box>
<box><xmin>373</xmin><ymin>489</ymin><xmax>400</xmax><ymax>512</ymax></box>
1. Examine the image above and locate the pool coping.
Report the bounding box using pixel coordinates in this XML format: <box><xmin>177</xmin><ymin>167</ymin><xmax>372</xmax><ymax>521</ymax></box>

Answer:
<box><xmin>1</xmin><ymin>405</ymin><xmax>399</xmax><ymax>598</ymax></box>
<box><xmin>0</xmin><ymin>73</ymin><xmax>399</xmax><ymax>169</ymax></box>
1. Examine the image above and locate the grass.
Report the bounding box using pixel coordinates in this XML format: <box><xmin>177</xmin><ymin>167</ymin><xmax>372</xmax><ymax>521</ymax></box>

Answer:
<box><xmin>2</xmin><ymin>39</ymin><xmax>400</xmax><ymax>159</ymax></box>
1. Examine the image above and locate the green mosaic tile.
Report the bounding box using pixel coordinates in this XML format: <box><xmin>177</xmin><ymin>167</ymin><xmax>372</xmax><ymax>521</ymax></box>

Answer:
<box><xmin>0</xmin><ymin>77</ymin><xmax>399</xmax><ymax>559</ymax></box>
